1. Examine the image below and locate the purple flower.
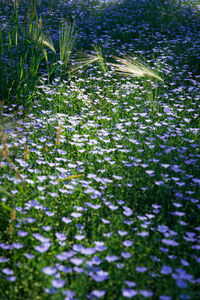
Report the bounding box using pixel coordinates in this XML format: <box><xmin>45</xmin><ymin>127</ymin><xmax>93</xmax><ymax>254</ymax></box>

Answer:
<box><xmin>75</xmin><ymin>235</ymin><xmax>85</xmax><ymax>240</ymax></box>
<box><xmin>160</xmin><ymin>265</ymin><xmax>172</xmax><ymax>275</ymax></box>
<box><xmin>6</xmin><ymin>276</ymin><xmax>16</xmax><ymax>282</ymax></box>
<box><xmin>33</xmin><ymin>233</ymin><xmax>50</xmax><ymax>243</ymax></box>
<box><xmin>136</xmin><ymin>266</ymin><xmax>147</xmax><ymax>273</ymax></box>
<box><xmin>73</xmin><ymin>244</ymin><xmax>85</xmax><ymax>252</ymax></box>
<box><xmin>91</xmin><ymin>257</ymin><xmax>102</xmax><ymax>265</ymax></box>
<box><xmin>73</xmin><ymin>266</ymin><xmax>84</xmax><ymax>273</ymax></box>
<box><xmin>116</xmin><ymin>263</ymin><xmax>125</xmax><ymax>269</ymax></box>
<box><xmin>155</xmin><ymin>181</ymin><xmax>165</xmax><ymax>186</ymax></box>
<box><xmin>121</xmin><ymin>252</ymin><xmax>132</xmax><ymax>259</ymax></box>
<box><xmin>42</xmin><ymin>226</ymin><xmax>52</xmax><ymax>231</ymax></box>
<box><xmin>171</xmin><ymin>211</ymin><xmax>185</xmax><ymax>217</ymax></box>
<box><xmin>108</xmin><ymin>204</ymin><xmax>118</xmax><ymax>210</ymax></box>
<box><xmin>34</xmin><ymin>242</ymin><xmax>51</xmax><ymax>253</ymax></box>
<box><xmin>123</xmin><ymin>209</ymin><xmax>133</xmax><ymax>216</ymax></box>
<box><xmin>103</xmin><ymin>232</ymin><xmax>112</xmax><ymax>238</ymax></box>
<box><xmin>62</xmin><ymin>217</ymin><xmax>72</xmax><ymax>224</ymax></box>
<box><xmin>176</xmin><ymin>279</ymin><xmax>188</xmax><ymax>288</ymax></box>
<box><xmin>52</xmin><ymin>279</ymin><xmax>66</xmax><ymax>288</ymax></box>
<box><xmin>70</xmin><ymin>258</ymin><xmax>84</xmax><ymax>266</ymax></box>
<box><xmin>0</xmin><ymin>243</ymin><xmax>12</xmax><ymax>250</ymax></box>
<box><xmin>140</xmin><ymin>290</ymin><xmax>154</xmax><ymax>297</ymax></box>
<box><xmin>17</xmin><ymin>230</ymin><xmax>28</xmax><ymax>237</ymax></box>
<box><xmin>123</xmin><ymin>240</ymin><xmax>133</xmax><ymax>247</ymax></box>
<box><xmin>92</xmin><ymin>270</ymin><xmax>109</xmax><ymax>282</ymax></box>
<box><xmin>192</xmin><ymin>178</ymin><xmax>200</xmax><ymax>185</ymax></box>
<box><xmin>55</xmin><ymin>233</ymin><xmax>66</xmax><ymax>241</ymax></box>
<box><xmin>159</xmin><ymin>296</ymin><xmax>172</xmax><ymax>300</ymax></box>
<box><xmin>2</xmin><ymin>268</ymin><xmax>14</xmax><ymax>275</ymax></box>
<box><xmin>42</xmin><ymin>266</ymin><xmax>57</xmax><ymax>275</ymax></box>
<box><xmin>137</xmin><ymin>231</ymin><xmax>149</xmax><ymax>237</ymax></box>
<box><xmin>44</xmin><ymin>288</ymin><xmax>57</xmax><ymax>294</ymax></box>
<box><xmin>81</xmin><ymin>248</ymin><xmax>96</xmax><ymax>255</ymax></box>
<box><xmin>122</xmin><ymin>288</ymin><xmax>137</xmax><ymax>298</ymax></box>
<box><xmin>62</xmin><ymin>290</ymin><xmax>75</xmax><ymax>297</ymax></box>
<box><xmin>118</xmin><ymin>230</ymin><xmax>128</xmax><ymax>236</ymax></box>
<box><xmin>94</xmin><ymin>241</ymin><xmax>106</xmax><ymax>251</ymax></box>
<box><xmin>56</xmin><ymin>251</ymin><xmax>74</xmax><ymax>261</ymax></box>
<box><xmin>160</xmin><ymin>247</ymin><xmax>169</xmax><ymax>253</ymax></box>
<box><xmin>0</xmin><ymin>257</ymin><xmax>8</xmax><ymax>263</ymax></box>
<box><xmin>90</xmin><ymin>290</ymin><xmax>106</xmax><ymax>298</ymax></box>
<box><xmin>24</xmin><ymin>253</ymin><xmax>34</xmax><ymax>259</ymax></box>
<box><xmin>181</xmin><ymin>259</ymin><xmax>189</xmax><ymax>266</ymax></box>
<box><xmin>57</xmin><ymin>265</ymin><xmax>72</xmax><ymax>273</ymax></box>
<box><xmin>137</xmin><ymin>216</ymin><xmax>147</xmax><ymax>221</ymax></box>
<box><xmin>12</xmin><ymin>242</ymin><xmax>23</xmax><ymax>249</ymax></box>
<box><xmin>27</xmin><ymin>217</ymin><xmax>36</xmax><ymax>223</ymax></box>
<box><xmin>45</xmin><ymin>211</ymin><xmax>54</xmax><ymax>217</ymax></box>
<box><xmin>105</xmin><ymin>255</ymin><xmax>119</xmax><ymax>262</ymax></box>
<box><xmin>101</xmin><ymin>218</ymin><xmax>110</xmax><ymax>224</ymax></box>
<box><xmin>71</xmin><ymin>212</ymin><xmax>82</xmax><ymax>218</ymax></box>
<box><xmin>162</xmin><ymin>239</ymin><xmax>179</xmax><ymax>246</ymax></box>
<box><xmin>125</xmin><ymin>281</ymin><xmax>136</xmax><ymax>287</ymax></box>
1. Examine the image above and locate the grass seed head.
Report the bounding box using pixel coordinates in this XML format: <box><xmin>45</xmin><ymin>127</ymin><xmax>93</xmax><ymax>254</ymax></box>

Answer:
<box><xmin>108</xmin><ymin>54</ymin><xmax>164</xmax><ymax>82</ymax></box>
<box><xmin>55</xmin><ymin>123</ymin><xmax>62</xmax><ymax>147</ymax></box>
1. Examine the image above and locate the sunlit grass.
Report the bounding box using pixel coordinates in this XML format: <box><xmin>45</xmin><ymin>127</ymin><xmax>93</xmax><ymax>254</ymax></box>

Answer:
<box><xmin>30</xmin><ymin>19</ymin><xmax>56</xmax><ymax>62</ymax></box>
<box><xmin>69</xmin><ymin>44</ymin><xmax>108</xmax><ymax>73</ymax></box>
<box><xmin>108</xmin><ymin>54</ymin><xmax>164</xmax><ymax>82</ymax></box>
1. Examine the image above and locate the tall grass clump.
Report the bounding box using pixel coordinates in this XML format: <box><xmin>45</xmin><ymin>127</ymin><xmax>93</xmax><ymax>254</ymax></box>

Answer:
<box><xmin>58</xmin><ymin>20</ymin><xmax>79</xmax><ymax>76</ymax></box>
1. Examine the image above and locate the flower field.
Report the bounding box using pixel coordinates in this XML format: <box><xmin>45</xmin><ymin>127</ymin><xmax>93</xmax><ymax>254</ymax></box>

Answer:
<box><xmin>0</xmin><ymin>1</ymin><xmax>200</xmax><ymax>299</ymax></box>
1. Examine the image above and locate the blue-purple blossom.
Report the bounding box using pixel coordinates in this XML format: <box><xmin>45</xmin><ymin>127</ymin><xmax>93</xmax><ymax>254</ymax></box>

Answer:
<box><xmin>81</xmin><ymin>247</ymin><xmax>96</xmax><ymax>255</ymax></box>
<box><xmin>2</xmin><ymin>268</ymin><xmax>14</xmax><ymax>275</ymax></box>
<box><xmin>159</xmin><ymin>296</ymin><xmax>172</xmax><ymax>300</ymax></box>
<box><xmin>125</xmin><ymin>281</ymin><xmax>136</xmax><ymax>287</ymax></box>
<box><xmin>121</xmin><ymin>252</ymin><xmax>132</xmax><ymax>259</ymax></box>
<box><xmin>71</xmin><ymin>212</ymin><xmax>82</xmax><ymax>218</ymax></box>
<box><xmin>42</xmin><ymin>266</ymin><xmax>57</xmax><ymax>275</ymax></box>
<box><xmin>122</xmin><ymin>288</ymin><xmax>137</xmax><ymax>297</ymax></box>
<box><xmin>24</xmin><ymin>253</ymin><xmax>34</xmax><ymax>259</ymax></box>
<box><xmin>160</xmin><ymin>265</ymin><xmax>173</xmax><ymax>275</ymax></box>
<box><xmin>52</xmin><ymin>279</ymin><xmax>66</xmax><ymax>288</ymax></box>
<box><xmin>162</xmin><ymin>239</ymin><xmax>179</xmax><ymax>246</ymax></box>
<box><xmin>140</xmin><ymin>290</ymin><xmax>154</xmax><ymax>297</ymax></box>
<box><xmin>136</xmin><ymin>266</ymin><xmax>148</xmax><ymax>273</ymax></box>
<box><xmin>70</xmin><ymin>258</ymin><xmax>84</xmax><ymax>266</ymax></box>
<box><xmin>56</xmin><ymin>251</ymin><xmax>75</xmax><ymax>261</ymax></box>
<box><xmin>0</xmin><ymin>257</ymin><xmax>8</xmax><ymax>263</ymax></box>
<box><xmin>34</xmin><ymin>242</ymin><xmax>51</xmax><ymax>253</ymax></box>
<box><xmin>33</xmin><ymin>233</ymin><xmax>50</xmax><ymax>243</ymax></box>
<box><xmin>122</xmin><ymin>239</ymin><xmax>133</xmax><ymax>247</ymax></box>
<box><xmin>17</xmin><ymin>230</ymin><xmax>28</xmax><ymax>237</ymax></box>
<box><xmin>55</xmin><ymin>233</ymin><xmax>66</xmax><ymax>241</ymax></box>
<box><xmin>105</xmin><ymin>255</ymin><xmax>119</xmax><ymax>262</ymax></box>
<box><xmin>176</xmin><ymin>279</ymin><xmax>188</xmax><ymax>289</ymax></box>
<box><xmin>6</xmin><ymin>275</ymin><xmax>16</xmax><ymax>282</ymax></box>
<box><xmin>62</xmin><ymin>290</ymin><xmax>75</xmax><ymax>298</ymax></box>
<box><xmin>91</xmin><ymin>270</ymin><xmax>109</xmax><ymax>282</ymax></box>
<box><xmin>90</xmin><ymin>290</ymin><xmax>106</xmax><ymax>298</ymax></box>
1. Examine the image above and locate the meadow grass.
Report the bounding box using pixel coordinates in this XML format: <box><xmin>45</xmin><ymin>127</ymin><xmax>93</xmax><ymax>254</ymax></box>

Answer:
<box><xmin>0</xmin><ymin>0</ymin><xmax>200</xmax><ymax>299</ymax></box>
